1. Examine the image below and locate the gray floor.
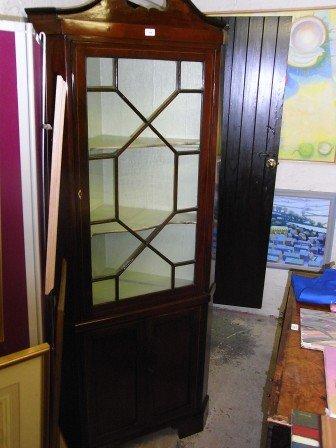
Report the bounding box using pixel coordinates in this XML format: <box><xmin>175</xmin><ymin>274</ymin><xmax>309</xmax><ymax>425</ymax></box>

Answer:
<box><xmin>124</xmin><ymin>307</ymin><xmax>278</xmax><ymax>448</ymax></box>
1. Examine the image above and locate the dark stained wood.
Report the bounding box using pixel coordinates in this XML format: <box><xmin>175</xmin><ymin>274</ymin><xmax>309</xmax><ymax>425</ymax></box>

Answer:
<box><xmin>148</xmin><ymin>308</ymin><xmax>199</xmax><ymax>419</ymax></box>
<box><xmin>27</xmin><ymin>1</ymin><xmax>223</xmax><ymax>446</ymax></box>
<box><xmin>50</xmin><ymin>260</ymin><xmax>67</xmax><ymax>448</ymax></box>
<box><xmin>266</xmin><ymin>424</ymin><xmax>291</xmax><ymax>448</ymax></box>
<box><xmin>215</xmin><ymin>17</ymin><xmax>291</xmax><ymax>308</ymax></box>
<box><xmin>83</xmin><ymin>321</ymin><xmax>147</xmax><ymax>446</ymax></box>
<box><xmin>26</xmin><ymin>0</ymin><xmax>223</xmax><ymax>44</ymax></box>
<box><xmin>267</xmin><ymin>276</ymin><xmax>327</xmax><ymax>427</ymax></box>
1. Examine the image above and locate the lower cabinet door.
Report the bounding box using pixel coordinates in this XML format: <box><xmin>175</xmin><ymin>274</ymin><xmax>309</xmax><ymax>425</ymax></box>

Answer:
<box><xmin>147</xmin><ymin>308</ymin><xmax>200</xmax><ymax>420</ymax></box>
<box><xmin>82</xmin><ymin>321</ymin><xmax>146</xmax><ymax>446</ymax></box>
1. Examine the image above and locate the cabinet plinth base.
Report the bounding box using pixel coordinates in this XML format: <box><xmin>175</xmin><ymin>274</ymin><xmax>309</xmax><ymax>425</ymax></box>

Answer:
<box><xmin>174</xmin><ymin>396</ymin><xmax>209</xmax><ymax>439</ymax></box>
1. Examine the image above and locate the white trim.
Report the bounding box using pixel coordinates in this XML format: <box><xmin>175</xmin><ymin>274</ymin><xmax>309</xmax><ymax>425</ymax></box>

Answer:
<box><xmin>15</xmin><ymin>23</ymin><xmax>43</xmax><ymax>346</ymax></box>
<box><xmin>212</xmin><ymin>303</ymin><xmax>280</xmax><ymax>318</ymax></box>
<box><xmin>0</xmin><ymin>20</ymin><xmax>25</xmax><ymax>32</ymax></box>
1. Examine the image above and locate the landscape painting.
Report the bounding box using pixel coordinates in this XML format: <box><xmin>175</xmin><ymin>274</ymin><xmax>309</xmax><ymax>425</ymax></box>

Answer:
<box><xmin>267</xmin><ymin>190</ymin><xmax>336</xmax><ymax>271</ymax></box>
<box><xmin>279</xmin><ymin>11</ymin><xmax>336</xmax><ymax>162</ymax></box>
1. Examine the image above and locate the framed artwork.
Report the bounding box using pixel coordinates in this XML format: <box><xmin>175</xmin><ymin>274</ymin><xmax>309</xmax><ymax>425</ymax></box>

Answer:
<box><xmin>279</xmin><ymin>12</ymin><xmax>336</xmax><ymax>163</ymax></box>
<box><xmin>0</xmin><ymin>343</ymin><xmax>49</xmax><ymax>448</ymax></box>
<box><xmin>267</xmin><ymin>190</ymin><xmax>336</xmax><ymax>271</ymax></box>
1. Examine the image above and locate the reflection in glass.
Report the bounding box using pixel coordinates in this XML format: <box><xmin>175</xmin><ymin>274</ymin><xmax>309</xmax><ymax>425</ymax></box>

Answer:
<box><xmin>181</xmin><ymin>61</ymin><xmax>203</xmax><ymax>90</ymax></box>
<box><xmin>119</xmin><ymin>130</ymin><xmax>174</xmax><ymax>231</ymax></box>
<box><xmin>87</xmin><ymin>92</ymin><xmax>143</xmax><ymax>156</ymax></box>
<box><xmin>175</xmin><ymin>264</ymin><xmax>195</xmax><ymax>287</ymax></box>
<box><xmin>92</xmin><ymin>279</ymin><xmax>116</xmax><ymax>305</ymax></box>
<box><xmin>119</xmin><ymin>248</ymin><xmax>171</xmax><ymax>299</ymax></box>
<box><xmin>89</xmin><ymin>158</ymin><xmax>115</xmax><ymax>222</ymax></box>
<box><xmin>118</xmin><ymin>59</ymin><xmax>176</xmax><ymax>118</ymax></box>
<box><xmin>151</xmin><ymin>212</ymin><xmax>197</xmax><ymax>263</ymax></box>
<box><xmin>87</xmin><ymin>57</ymin><xmax>114</xmax><ymax>87</ymax></box>
<box><xmin>152</xmin><ymin>93</ymin><xmax>202</xmax><ymax>149</ymax></box>
<box><xmin>91</xmin><ymin>231</ymin><xmax>141</xmax><ymax>279</ymax></box>
<box><xmin>177</xmin><ymin>155</ymin><xmax>199</xmax><ymax>210</ymax></box>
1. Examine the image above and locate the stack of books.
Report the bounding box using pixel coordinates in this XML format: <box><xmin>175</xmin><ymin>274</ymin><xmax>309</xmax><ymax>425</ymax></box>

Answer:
<box><xmin>291</xmin><ymin>410</ymin><xmax>320</xmax><ymax>447</ymax></box>
<box><xmin>291</xmin><ymin>410</ymin><xmax>336</xmax><ymax>447</ymax></box>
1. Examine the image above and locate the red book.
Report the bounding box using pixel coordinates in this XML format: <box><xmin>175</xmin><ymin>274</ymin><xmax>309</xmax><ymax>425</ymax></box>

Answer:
<box><xmin>292</xmin><ymin>424</ymin><xmax>320</xmax><ymax>441</ymax></box>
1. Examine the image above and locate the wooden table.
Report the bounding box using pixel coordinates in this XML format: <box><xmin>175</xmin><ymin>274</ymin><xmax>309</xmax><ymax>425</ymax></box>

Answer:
<box><xmin>266</xmin><ymin>277</ymin><xmax>327</xmax><ymax>447</ymax></box>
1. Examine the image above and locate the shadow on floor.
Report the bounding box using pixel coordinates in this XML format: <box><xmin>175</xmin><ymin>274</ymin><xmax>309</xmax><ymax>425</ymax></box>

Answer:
<box><xmin>123</xmin><ymin>307</ymin><xmax>279</xmax><ymax>448</ymax></box>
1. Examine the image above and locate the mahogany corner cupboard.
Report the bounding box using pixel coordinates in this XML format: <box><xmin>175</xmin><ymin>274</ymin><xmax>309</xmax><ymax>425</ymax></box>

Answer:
<box><xmin>27</xmin><ymin>1</ymin><xmax>224</xmax><ymax>446</ymax></box>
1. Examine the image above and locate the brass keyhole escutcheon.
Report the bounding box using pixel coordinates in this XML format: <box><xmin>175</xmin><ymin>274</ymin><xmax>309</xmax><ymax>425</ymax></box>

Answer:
<box><xmin>266</xmin><ymin>158</ymin><xmax>278</xmax><ymax>169</ymax></box>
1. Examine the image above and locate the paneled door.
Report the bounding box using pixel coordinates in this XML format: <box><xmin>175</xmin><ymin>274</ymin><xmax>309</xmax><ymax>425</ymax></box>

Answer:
<box><xmin>215</xmin><ymin>17</ymin><xmax>291</xmax><ymax>308</ymax></box>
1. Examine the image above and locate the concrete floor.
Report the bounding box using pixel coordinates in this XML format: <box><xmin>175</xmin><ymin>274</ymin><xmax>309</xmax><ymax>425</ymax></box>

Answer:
<box><xmin>123</xmin><ymin>307</ymin><xmax>278</xmax><ymax>448</ymax></box>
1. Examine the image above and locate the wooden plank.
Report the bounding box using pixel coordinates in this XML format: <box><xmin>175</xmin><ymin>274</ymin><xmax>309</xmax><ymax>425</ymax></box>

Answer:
<box><xmin>45</xmin><ymin>76</ymin><xmax>67</xmax><ymax>295</ymax></box>
<box><xmin>267</xmin><ymin>276</ymin><xmax>327</xmax><ymax>426</ymax></box>
<box><xmin>0</xmin><ymin>342</ymin><xmax>49</xmax><ymax>367</ymax></box>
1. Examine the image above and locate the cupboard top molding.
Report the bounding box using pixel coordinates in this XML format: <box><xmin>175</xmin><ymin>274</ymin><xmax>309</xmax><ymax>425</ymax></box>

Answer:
<box><xmin>26</xmin><ymin>0</ymin><xmax>225</xmax><ymax>45</ymax></box>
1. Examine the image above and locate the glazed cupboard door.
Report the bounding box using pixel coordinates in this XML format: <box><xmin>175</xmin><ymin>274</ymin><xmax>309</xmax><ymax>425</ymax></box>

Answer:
<box><xmin>74</xmin><ymin>45</ymin><xmax>213</xmax><ymax>313</ymax></box>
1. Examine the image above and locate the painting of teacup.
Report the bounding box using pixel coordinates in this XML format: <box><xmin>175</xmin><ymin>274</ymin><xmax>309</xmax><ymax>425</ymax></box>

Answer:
<box><xmin>289</xmin><ymin>17</ymin><xmax>327</xmax><ymax>68</ymax></box>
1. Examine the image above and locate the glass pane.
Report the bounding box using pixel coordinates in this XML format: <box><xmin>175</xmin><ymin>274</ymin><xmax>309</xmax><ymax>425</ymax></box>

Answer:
<box><xmin>86</xmin><ymin>56</ymin><xmax>203</xmax><ymax>304</ymax></box>
<box><xmin>119</xmin><ymin>248</ymin><xmax>171</xmax><ymax>299</ymax></box>
<box><xmin>152</xmin><ymin>93</ymin><xmax>202</xmax><ymax>150</ymax></box>
<box><xmin>87</xmin><ymin>57</ymin><xmax>114</xmax><ymax>87</ymax></box>
<box><xmin>177</xmin><ymin>155</ymin><xmax>199</xmax><ymax>210</ymax></box>
<box><xmin>119</xmin><ymin>130</ymin><xmax>174</xmax><ymax>232</ymax></box>
<box><xmin>151</xmin><ymin>212</ymin><xmax>197</xmax><ymax>263</ymax></box>
<box><xmin>91</xmin><ymin>231</ymin><xmax>142</xmax><ymax>280</ymax></box>
<box><xmin>92</xmin><ymin>279</ymin><xmax>116</xmax><ymax>305</ymax></box>
<box><xmin>89</xmin><ymin>159</ymin><xmax>115</xmax><ymax>222</ymax></box>
<box><xmin>175</xmin><ymin>264</ymin><xmax>195</xmax><ymax>287</ymax></box>
<box><xmin>91</xmin><ymin>221</ymin><xmax>123</xmax><ymax>236</ymax></box>
<box><xmin>87</xmin><ymin>92</ymin><xmax>144</xmax><ymax>157</ymax></box>
<box><xmin>118</xmin><ymin>59</ymin><xmax>176</xmax><ymax>118</ymax></box>
<box><xmin>181</xmin><ymin>61</ymin><xmax>203</xmax><ymax>90</ymax></box>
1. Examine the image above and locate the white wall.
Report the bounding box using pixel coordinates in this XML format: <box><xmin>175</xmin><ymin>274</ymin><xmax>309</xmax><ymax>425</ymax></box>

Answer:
<box><xmin>3</xmin><ymin>0</ymin><xmax>336</xmax><ymax>18</ymax></box>
<box><xmin>192</xmin><ymin>0</ymin><xmax>336</xmax><ymax>14</ymax></box>
<box><xmin>0</xmin><ymin>0</ymin><xmax>165</xmax><ymax>17</ymax></box>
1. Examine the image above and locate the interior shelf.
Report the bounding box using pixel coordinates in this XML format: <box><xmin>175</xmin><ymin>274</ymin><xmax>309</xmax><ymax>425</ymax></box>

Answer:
<box><xmin>89</xmin><ymin>134</ymin><xmax>200</xmax><ymax>159</ymax></box>
<box><xmin>91</xmin><ymin>206</ymin><xmax>196</xmax><ymax>235</ymax></box>
<box><xmin>92</xmin><ymin>270</ymin><xmax>192</xmax><ymax>305</ymax></box>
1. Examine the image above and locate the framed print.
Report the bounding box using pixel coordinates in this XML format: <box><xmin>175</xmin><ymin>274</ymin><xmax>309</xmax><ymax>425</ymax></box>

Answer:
<box><xmin>279</xmin><ymin>12</ymin><xmax>336</xmax><ymax>163</ymax></box>
<box><xmin>267</xmin><ymin>190</ymin><xmax>336</xmax><ymax>271</ymax></box>
<box><xmin>0</xmin><ymin>343</ymin><xmax>49</xmax><ymax>448</ymax></box>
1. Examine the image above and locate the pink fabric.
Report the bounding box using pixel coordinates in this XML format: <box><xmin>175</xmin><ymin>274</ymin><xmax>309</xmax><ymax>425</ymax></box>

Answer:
<box><xmin>324</xmin><ymin>347</ymin><xmax>336</xmax><ymax>416</ymax></box>
<box><xmin>0</xmin><ymin>30</ymin><xmax>29</xmax><ymax>355</ymax></box>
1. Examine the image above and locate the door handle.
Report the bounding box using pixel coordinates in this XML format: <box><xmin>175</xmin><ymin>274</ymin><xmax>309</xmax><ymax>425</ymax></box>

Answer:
<box><xmin>266</xmin><ymin>158</ymin><xmax>278</xmax><ymax>169</ymax></box>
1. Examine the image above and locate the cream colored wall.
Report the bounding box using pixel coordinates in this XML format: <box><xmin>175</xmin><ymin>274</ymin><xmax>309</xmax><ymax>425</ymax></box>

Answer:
<box><xmin>3</xmin><ymin>0</ymin><xmax>336</xmax><ymax>18</ymax></box>
<box><xmin>192</xmin><ymin>0</ymin><xmax>336</xmax><ymax>15</ymax></box>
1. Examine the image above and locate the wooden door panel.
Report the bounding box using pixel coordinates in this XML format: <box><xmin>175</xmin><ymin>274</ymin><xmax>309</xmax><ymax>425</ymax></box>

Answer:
<box><xmin>215</xmin><ymin>17</ymin><xmax>291</xmax><ymax>308</ymax></box>
<box><xmin>83</xmin><ymin>321</ymin><xmax>146</xmax><ymax>445</ymax></box>
<box><xmin>147</xmin><ymin>308</ymin><xmax>199</xmax><ymax>419</ymax></box>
